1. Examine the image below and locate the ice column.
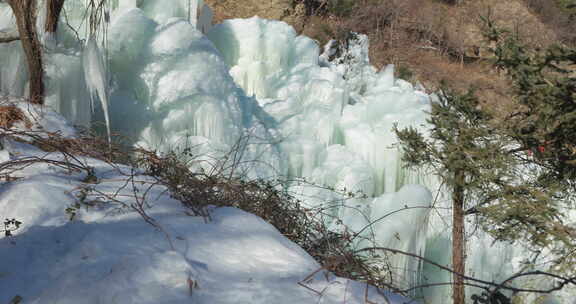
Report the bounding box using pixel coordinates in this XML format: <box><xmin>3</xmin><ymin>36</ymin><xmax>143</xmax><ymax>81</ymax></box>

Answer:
<box><xmin>83</xmin><ymin>36</ymin><xmax>111</xmax><ymax>141</ymax></box>
<box><xmin>188</xmin><ymin>0</ymin><xmax>204</xmax><ymax>28</ymax></box>
<box><xmin>370</xmin><ymin>185</ymin><xmax>432</xmax><ymax>292</ymax></box>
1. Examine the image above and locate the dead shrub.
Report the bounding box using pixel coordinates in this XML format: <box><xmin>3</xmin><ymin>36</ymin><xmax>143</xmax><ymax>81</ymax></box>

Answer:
<box><xmin>32</xmin><ymin>131</ymin><xmax>131</xmax><ymax>164</ymax></box>
<box><xmin>344</xmin><ymin>0</ymin><xmax>407</xmax><ymax>35</ymax></box>
<box><xmin>134</xmin><ymin>147</ymin><xmax>407</xmax><ymax>293</ymax></box>
<box><xmin>136</xmin><ymin>147</ymin><xmax>319</xmax><ymax>242</ymax></box>
<box><xmin>0</xmin><ymin>105</ymin><xmax>32</xmax><ymax>129</ymax></box>
<box><xmin>293</xmin><ymin>0</ymin><xmax>355</xmax><ymax>17</ymax></box>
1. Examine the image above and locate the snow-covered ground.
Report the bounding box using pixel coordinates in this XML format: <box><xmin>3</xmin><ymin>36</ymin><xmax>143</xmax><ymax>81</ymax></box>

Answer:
<box><xmin>0</xmin><ymin>102</ymin><xmax>416</xmax><ymax>304</ymax></box>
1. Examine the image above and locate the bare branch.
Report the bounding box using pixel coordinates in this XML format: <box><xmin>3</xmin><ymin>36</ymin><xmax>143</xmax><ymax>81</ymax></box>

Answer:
<box><xmin>356</xmin><ymin>246</ymin><xmax>576</xmax><ymax>295</ymax></box>
<box><xmin>0</xmin><ymin>29</ymin><xmax>19</xmax><ymax>43</ymax></box>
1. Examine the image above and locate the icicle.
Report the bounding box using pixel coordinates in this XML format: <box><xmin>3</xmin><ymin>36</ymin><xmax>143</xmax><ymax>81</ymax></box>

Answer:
<box><xmin>82</xmin><ymin>36</ymin><xmax>111</xmax><ymax>142</ymax></box>
<box><xmin>188</xmin><ymin>0</ymin><xmax>202</xmax><ymax>28</ymax></box>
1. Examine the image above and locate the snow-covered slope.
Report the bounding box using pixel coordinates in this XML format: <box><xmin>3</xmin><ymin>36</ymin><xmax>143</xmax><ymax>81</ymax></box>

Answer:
<box><xmin>0</xmin><ymin>103</ymin><xmax>416</xmax><ymax>304</ymax></box>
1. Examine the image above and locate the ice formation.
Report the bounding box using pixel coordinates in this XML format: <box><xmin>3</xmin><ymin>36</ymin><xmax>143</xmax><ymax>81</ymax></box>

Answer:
<box><xmin>0</xmin><ymin>106</ymin><xmax>415</xmax><ymax>303</ymax></box>
<box><xmin>83</xmin><ymin>36</ymin><xmax>111</xmax><ymax>141</ymax></box>
<box><xmin>0</xmin><ymin>1</ymin><xmax>572</xmax><ymax>303</ymax></box>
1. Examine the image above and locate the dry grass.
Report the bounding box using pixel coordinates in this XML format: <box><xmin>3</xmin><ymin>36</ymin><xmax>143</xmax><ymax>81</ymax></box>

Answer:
<box><xmin>0</xmin><ymin>105</ymin><xmax>32</xmax><ymax>129</ymax></box>
<box><xmin>29</xmin><ymin>132</ymin><xmax>130</xmax><ymax>163</ymax></box>
<box><xmin>404</xmin><ymin>51</ymin><xmax>515</xmax><ymax>112</ymax></box>
<box><xmin>205</xmin><ymin>0</ymin><xmax>295</xmax><ymax>23</ymax></box>
<box><xmin>523</xmin><ymin>0</ymin><xmax>576</xmax><ymax>46</ymax></box>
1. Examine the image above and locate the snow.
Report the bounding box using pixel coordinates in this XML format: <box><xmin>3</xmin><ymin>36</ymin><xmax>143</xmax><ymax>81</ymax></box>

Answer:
<box><xmin>0</xmin><ymin>104</ymin><xmax>416</xmax><ymax>304</ymax></box>
<box><xmin>0</xmin><ymin>98</ymin><xmax>77</xmax><ymax>138</ymax></box>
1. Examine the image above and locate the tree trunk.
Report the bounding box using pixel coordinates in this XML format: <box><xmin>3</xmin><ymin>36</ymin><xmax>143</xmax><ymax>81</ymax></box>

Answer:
<box><xmin>6</xmin><ymin>0</ymin><xmax>44</xmax><ymax>104</ymax></box>
<box><xmin>45</xmin><ymin>0</ymin><xmax>65</xmax><ymax>34</ymax></box>
<box><xmin>452</xmin><ymin>169</ymin><xmax>466</xmax><ymax>304</ymax></box>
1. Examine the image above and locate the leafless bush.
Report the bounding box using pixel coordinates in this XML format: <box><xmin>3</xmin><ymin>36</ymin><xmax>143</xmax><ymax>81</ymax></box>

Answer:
<box><xmin>344</xmin><ymin>0</ymin><xmax>408</xmax><ymax>35</ymax></box>
<box><xmin>133</xmin><ymin>144</ymin><xmax>412</xmax><ymax>292</ymax></box>
<box><xmin>521</xmin><ymin>0</ymin><xmax>576</xmax><ymax>46</ymax></box>
<box><xmin>0</xmin><ymin>105</ymin><xmax>32</xmax><ymax>129</ymax></box>
<box><xmin>136</xmin><ymin>148</ymin><xmax>315</xmax><ymax>241</ymax></box>
<box><xmin>292</xmin><ymin>0</ymin><xmax>356</xmax><ymax>17</ymax></box>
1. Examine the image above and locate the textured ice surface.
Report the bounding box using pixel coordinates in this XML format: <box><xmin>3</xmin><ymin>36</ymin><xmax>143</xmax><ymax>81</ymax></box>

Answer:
<box><xmin>1</xmin><ymin>2</ymin><xmax>573</xmax><ymax>303</ymax></box>
<box><xmin>0</xmin><ymin>8</ymin><xmax>484</xmax><ymax>302</ymax></box>
<box><xmin>370</xmin><ymin>185</ymin><xmax>432</xmax><ymax>289</ymax></box>
<box><xmin>204</xmin><ymin>18</ymin><xmax>436</xmax><ymax>294</ymax></box>
<box><xmin>133</xmin><ymin>17</ymin><xmax>280</xmax><ymax>178</ymax></box>
<box><xmin>208</xmin><ymin>19</ymin><xmax>430</xmax><ymax>193</ymax></box>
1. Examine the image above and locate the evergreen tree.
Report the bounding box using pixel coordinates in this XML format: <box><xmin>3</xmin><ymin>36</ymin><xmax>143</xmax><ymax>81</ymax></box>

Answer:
<box><xmin>395</xmin><ymin>88</ymin><xmax>514</xmax><ymax>304</ymax></box>
<box><xmin>394</xmin><ymin>19</ymin><xmax>576</xmax><ymax>303</ymax></box>
<box><xmin>486</xmin><ymin>18</ymin><xmax>576</xmax><ymax>273</ymax></box>
<box><xmin>489</xmin><ymin>27</ymin><xmax>576</xmax><ymax>182</ymax></box>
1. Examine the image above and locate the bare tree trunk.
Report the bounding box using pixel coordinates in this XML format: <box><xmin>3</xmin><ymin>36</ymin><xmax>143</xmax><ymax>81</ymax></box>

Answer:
<box><xmin>45</xmin><ymin>0</ymin><xmax>65</xmax><ymax>34</ymax></box>
<box><xmin>452</xmin><ymin>169</ymin><xmax>466</xmax><ymax>304</ymax></box>
<box><xmin>6</xmin><ymin>0</ymin><xmax>44</xmax><ymax>104</ymax></box>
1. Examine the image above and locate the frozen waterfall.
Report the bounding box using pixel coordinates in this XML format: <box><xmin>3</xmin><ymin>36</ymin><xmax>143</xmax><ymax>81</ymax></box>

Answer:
<box><xmin>0</xmin><ymin>1</ymin><xmax>571</xmax><ymax>303</ymax></box>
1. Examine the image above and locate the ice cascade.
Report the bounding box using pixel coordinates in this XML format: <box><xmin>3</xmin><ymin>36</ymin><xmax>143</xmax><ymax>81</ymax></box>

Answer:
<box><xmin>1</xmin><ymin>2</ymin><xmax>572</xmax><ymax>303</ymax></box>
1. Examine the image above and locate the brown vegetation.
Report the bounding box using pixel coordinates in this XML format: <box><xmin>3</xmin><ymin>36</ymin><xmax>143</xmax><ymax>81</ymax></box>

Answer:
<box><xmin>0</xmin><ymin>105</ymin><xmax>31</xmax><ymax>129</ymax></box>
<box><xmin>523</xmin><ymin>0</ymin><xmax>576</xmax><ymax>45</ymax></box>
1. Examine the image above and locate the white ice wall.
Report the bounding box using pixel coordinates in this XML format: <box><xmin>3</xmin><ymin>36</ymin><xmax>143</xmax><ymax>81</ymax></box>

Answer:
<box><xmin>1</xmin><ymin>2</ymin><xmax>571</xmax><ymax>302</ymax></box>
